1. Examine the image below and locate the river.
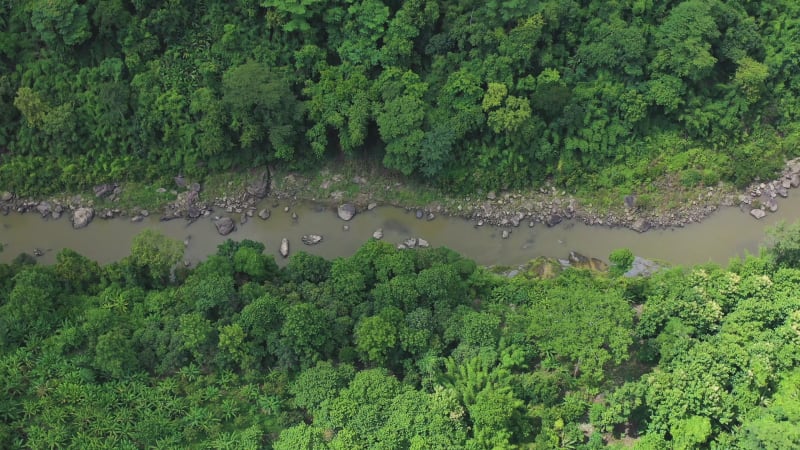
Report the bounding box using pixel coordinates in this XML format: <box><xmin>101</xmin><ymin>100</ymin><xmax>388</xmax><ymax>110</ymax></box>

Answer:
<box><xmin>1</xmin><ymin>195</ymin><xmax>798</xmax><ymax>267</ymax></box>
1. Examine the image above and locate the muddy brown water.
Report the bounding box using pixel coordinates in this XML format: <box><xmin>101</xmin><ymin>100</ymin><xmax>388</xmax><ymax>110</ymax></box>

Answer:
<box><xmin>1</xmin><ymin>195</ymin><xmax>799</xmax><ymax>268</ymax></box>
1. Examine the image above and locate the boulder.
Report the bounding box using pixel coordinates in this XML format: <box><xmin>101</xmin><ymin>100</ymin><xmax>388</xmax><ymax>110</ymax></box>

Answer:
<box><xmin>777</xmin><ymin>187</ymin><xmax>789</xmax><ymax>198</ymax></box>
<box><xmin>337</xmin><ymin>203</ymin><xmax>356</xmax><ymax>221</ymax></box>
<box><xmin>546</xmin><ymin>214</ymin><xmax>562</xmax><ymax>227</ymax></box>
<box><xmin>501</xmin><ymin>230</ymin><xmax>510</xmax><ymax>239</ymax></box>
<box><xmin>258</xmin><ymin>208</ymin><xmax>271</xmax><ymax>220</ymax></box>
<box><xmin>417</xmin><ymin>238</ymin><xmax>430</xmax><ymax>248</ymax></box>
<box><xmin>301</xmin><ymin>234</ymin><xmax>323</xmax><ymax>245</ymax></box>
<box><xmin>403</xmin><ymin>237</ymin><xmax>418</xmax><ymax>248</ymax></box>
<box><xmin>426</xmin><ymin>213</ymin><xmax>435</xmax><ymax>221</ymax></box>
<box><xmin>750</xmin><ymin>208</ymin><xmax>767</xmax><ymax>219</ymax></box>
<box><xmin>36</xmin><ymin>202</ymin><xmax>51</xmax><ymax>218</ymax></box>
<box><xmin>246</xmin><ymin>171</ymin><xmax>270</xmax><ymax>199</ymax></box>
<box><xmin>280</xmin><ymin>238</ymin><xmax>290</xmax><ymax>258</ymax></box>
<box><xmin>72</xmin><ymin>207</ymin><xmax>94</xmax><ymax>229</ymax></box>
<box><xmin>1</xmin><ymin>191</ymin><xmax>12</xmax><ymax>202</ymax></box>
<box><xmin>487</xmin><ymin>191</ymin><xmax>496</xmax><ymax>200</ymax></box>
<box><xmin>631</xmin><ymin>218</ymin><xmax>650</xmax><ymax>233</ymax></box>
<box><xmin>367</xmin><ymin>202</ymin><xmax>378</xmax><ymax>211</ymax></box>
<box><xmin>568</xmin><ymin>251</ymin><xmax>590</xmax><ymax>267</ymax></box>
<box><xmin>372</xmin><ymin>228</ymin><xmax>384</xmax><ymax>240</ymax></box>
<box><xmin>93</xmin><ymin>183</ymin><xmax>115</xmax><ymax>198</ymax></box>
<box><xmin>415</xmin><ymin>209</ymin><xmax>424</xmax><ymax>219</ymax></box>
<box><xmin>214</xmin><ymin>217</ymin><xmax>235</xmax><ymax>235</ymax></box>
<box><xmin>792</xmin><ymin>174</ymin><xmax>800</xmax><ymax>188</ymax></box>
<box><xmin>767</xmin><ymin>198</ymin><xmax>779</xmax><ymax>212</ymax></box>
<box><xmin>131</xmin><ymin>215</ymin><xmax>144</xmax><ymax>223</ymax></box>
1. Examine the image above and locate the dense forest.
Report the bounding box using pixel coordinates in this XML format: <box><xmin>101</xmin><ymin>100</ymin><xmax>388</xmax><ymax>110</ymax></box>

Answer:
<box><xmin>2</xmin><ymin>226</ymin><xmax>800</xmax><ymax>448</ymax></box>
<box><xmin>2</xmin><ymin>0</ymin><xmax>800</xmax><ymax>195</ymax></box>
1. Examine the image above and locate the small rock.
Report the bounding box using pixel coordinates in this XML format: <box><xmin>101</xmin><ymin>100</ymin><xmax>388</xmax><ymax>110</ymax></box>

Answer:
<box><xmin>337</xmin><ymin>203</ymin><xmax>356</xmax><ymax>221</ymax></box>
<box><xmin>156</xmin><ymin>187</ymin><xmax>167</xmax><ymax>193</ymax></box>
<box><xmin>624</xmin><ymin>195</ymin><xmax>636</xmax><ymax>209</ymax></box>
<box><xmin>477</xmin><ymin>219</ymin><xmax>485</xmax><ymax>227</ymax></box>
<box><xmin>426</xmin><ymin>213</ymin><xmax>435</xmax><ymax>221</ymax></box>
<box><xmin>131</xmin><ymin>215</ymin><xmax>144</xmax><ymax>222</ymax></box>
<box><xmin>501</xmin><ymin>230</ymin><xmax>510</xmax><ymax>239</ymax></box>
<box><xmin>174</xmin><ymin>175</ymin><xmax>186</xmax><ymax>188</ymax></box>
<box><xmin>777</xmin><ymin>187</ymin><xmax>789</xmax><ymax>198</ymax></box>
<box><xmin>291</xmin><ymin>212</ymin><xmax>298</xmax><ymax>221</ymax></box>
<box><xmin>258</xmin><ymin>208</ymin><xmax>271</xmax><ymax>220</ymax></box>
<box><xmin>140</xmin><ymin>209</ymin><xmax>149</xmax><ymax>217</ymax></box>
<box><xmin>240</xmin><ymin>215</ymin><xmax>248</xmax><ymax>225</ymax></box>
<box><xmin>320</xmin><ymin>180</ymin><xmax>331</xmax><ymax>190</ymax></box>
<box><xmin>415</xmin><ymin>209</ymin><xmax>424</xmax><ymax>219</ymax></box>
<box><xmin>529</xmin><ymin>221</ymin><xmax>535</xmax><ymax>228</ymax></box>
<box><xmin>280</xmin><ymin>238</ymin><xmax>290</xmax><ymax>258</ymax></box>
<box><xmin>301</xmin><ymin>234</ymin><xmax>323</xmax><ymax>245</ymax></box>
<box><xmin>397</xmin><ymin>244</ymin><xmax>407</xmax><ymax>250</ymax></box>
<box><xmin>750</xmin><ymin>209</ymin><xmax>767</xmax><ymax>219</ymax></box>
<box><xmin>367</xmin><ymin>202</ymin><xmax>378</xmax><ymax>210</ymax></box>
<box><xmin>783</xmin><ymin>179</ymin><xmax>792</xmax><ymax>189</ymax></box>
<box><xmin>214</xmin><ymin>217</ymin><xmax>236</xmax><ymax>235</ymax></box>
<box><xmin>417</xmin><ymin>238</ymin><xmax>430</xmax><ymax>248</ymax></box>
<box><xmin>190</xmin><ymin>182</ymin><xmax>201</xmax><ymax>193</ymax></box>
<box><xmin>792</xmin><ymin>174</ymin><xmax>800</xmax><ymax>188</ymax></box>
<box><xmin>487</xmin><ymin>191</ymin><xmax>496</xmax><ymax>200</ymax></box>
<box><xmin>33</xmin><ymin>248</ymin><xmax>43</xmax><ymax>257</ymax></box>
<box><xmin>343</xmin><ymin>225</ymin><xmax>350</xmax><ymax>231</ymax></box>
<box><xmin>372</xmin><ymin>229</ymin><xmax>384</xmax><ymax>240</ymax></box>
<box><xmin>284</xmin><ymin>206</ymin><xmax>290</xmax><ymax>212</ymax></box>
<box><xmin>1</xmin><ymin>191</ymin><xmax>12</xmax><ymax>202</ymax></box>
<box><xmin>404</xmin><ymin>237</ymin><xmax>418</xmax><ymax>248</ymax></box>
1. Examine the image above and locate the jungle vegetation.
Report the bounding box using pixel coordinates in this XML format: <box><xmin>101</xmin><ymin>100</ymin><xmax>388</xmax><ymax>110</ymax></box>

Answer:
<box><xmin>2</xmin><ymin>0</ymin><xmax>800</xmax><ymax>196</ymax></box>
<box><xmin>2</xmin><ymin>227</ymin><xmax>800</xmax><ymax>448</ymax></box>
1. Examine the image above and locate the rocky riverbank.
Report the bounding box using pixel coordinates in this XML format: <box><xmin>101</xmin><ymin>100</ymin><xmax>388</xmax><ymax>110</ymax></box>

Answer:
<box><xmin>3</xmin><ymin>158</ymin><xmax>800</xmax><ymax>235</ymax></box>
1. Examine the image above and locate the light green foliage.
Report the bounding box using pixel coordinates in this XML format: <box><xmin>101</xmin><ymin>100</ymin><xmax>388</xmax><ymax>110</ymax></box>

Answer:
<box><xmin>8</xmin><ymin>231</ymin><xmax>800</xmax><ymax>448</ymax></box>
<box><xmin>609</xmin><ymin>248</ymin><xmax>634</xmax><ymax>276</ymax></box>
<box><xmin>129</xmin><ymin>229</ymin><xmax>183</xmax><ymax>287</ymax></box>
<box><xmin>525</xmin><ymin>275</ymin><xmax>634</xmax><ymax>384</ymax></box>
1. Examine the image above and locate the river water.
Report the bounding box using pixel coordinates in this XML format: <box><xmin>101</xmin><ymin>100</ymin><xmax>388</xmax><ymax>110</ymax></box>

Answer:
<box><xmin>1</xmin><ymin>195</ymin><xmax>799</xmax><ymax>267</ymax></box>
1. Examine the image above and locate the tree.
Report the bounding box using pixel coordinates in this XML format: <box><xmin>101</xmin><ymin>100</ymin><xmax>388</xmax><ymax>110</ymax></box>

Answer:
<box><xmin>222</xmin><ymin>62</ymin><xmax>302</xmax><ymax>161</ymax></box>
<box><xmin>128</xmin><ymin>229</ymin><xmax>183</xmax><ymax>288</ymax></box>
<box><xmin>609</xmin><ymin>248</ymin><xmax>634</xmax><ymax>277</ymax></box>
<box><xmin>767</xmin><ymin>221</ymin><xmax>800</xmax><ymax>268</ymax></box>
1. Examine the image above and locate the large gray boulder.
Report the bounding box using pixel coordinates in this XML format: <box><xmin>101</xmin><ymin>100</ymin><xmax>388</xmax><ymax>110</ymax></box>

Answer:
<box><xmin>72</xmin><ymin>207</ymin><xmax>95</xmax><ymax>229</ymax></box>
<box><xmin>214</xmin><ymin>217</ymin><xmax>236</xmax><ymax>235</ymax></box>
<box><xmin>631</xmin><ymin>218</ymin><xmax>650</xmax><ymax>233</ymax></box>
<box><xmin>246</xmin><ymin>171</ymin><xmax>270</xmax><ymax>199</ymax></box>
<box><xmin>301</xmin><ymin>234</ymin><xmax>323</xmax><ymax>245</ymax></box>
<box><xmin>280</xmin><ymin>238</ymin><xmax>290</xmax><ymax>258</ymax></box>
<box><xmin>372</xmin><ymin>228</ymin><xmax>384</xmax><ymax>240</ymax></box>
<box><xmin>258</xmin><ymin>208</ymin><xmax>271</xmax><ymax>220</ymax></box>
<box><xmin>36</xmin><ymin>202</ymin><xmax>52</xmax><ymax>218</ymax></box>
<box><xmin>337</xmin><ymin>203</ymin><xmax>356</xmax><ymax>221</ymax></box>
<box><xmin>750</xmin><ymin>209</ymin><xmax>767</xmax><ymax>219</ymax></box>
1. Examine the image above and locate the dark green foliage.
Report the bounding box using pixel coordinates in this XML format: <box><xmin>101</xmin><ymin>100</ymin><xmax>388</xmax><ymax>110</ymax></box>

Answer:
<box><xmin>1</xmin><ymin>0</ymin><xmax>796</xmax><ymax>196</ymax></box>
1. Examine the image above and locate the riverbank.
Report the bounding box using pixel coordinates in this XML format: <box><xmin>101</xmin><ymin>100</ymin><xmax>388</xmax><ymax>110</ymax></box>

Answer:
<box><xmin>2</xmin><ymin>158</ymin><xmax>800</xmax><ymax>233</ymax></box>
